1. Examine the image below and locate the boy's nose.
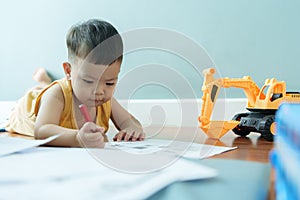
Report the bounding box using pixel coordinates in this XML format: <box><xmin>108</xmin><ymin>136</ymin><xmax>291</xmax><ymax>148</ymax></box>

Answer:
<box><xmin>94</xmin><ymin>85</ymin><xmax>104</xmax><ymax>96</ymax></box>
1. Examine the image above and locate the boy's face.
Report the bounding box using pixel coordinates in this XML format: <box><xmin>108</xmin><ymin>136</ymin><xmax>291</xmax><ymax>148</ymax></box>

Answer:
<box><xmin>70</xmin><ymin>59</ymin><xmax>121</xmax><ymax>107</ymax></box>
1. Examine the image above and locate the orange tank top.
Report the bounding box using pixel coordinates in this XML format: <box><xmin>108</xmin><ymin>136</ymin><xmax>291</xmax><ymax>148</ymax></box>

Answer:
<box><xmin>6</xmin><ymin>78</ymin><xmax>112</xmax><ymax>137</ymax></box>
<box><xmin>34</xmin><ymin>78</ymin><xmax>112</xmax><ymax>132</ymax></box>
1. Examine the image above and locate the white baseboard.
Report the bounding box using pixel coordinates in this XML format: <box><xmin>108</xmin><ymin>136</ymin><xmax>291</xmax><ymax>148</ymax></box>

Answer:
<box><xmin>118</xmin><ymin>98</ymin><xmax>248</xmax><ymax>127</ymax></box>
<box><xmin>0</xmin><ymin>99</ymin><xmax>248</xmax><ymax>127</ymax></box>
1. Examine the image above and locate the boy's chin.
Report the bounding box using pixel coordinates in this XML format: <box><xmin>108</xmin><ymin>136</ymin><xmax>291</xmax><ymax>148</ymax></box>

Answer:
<box><xmin>86</xmin><ymin>99</ymin><xmax>107</xmax><ymax>107</ymax></box>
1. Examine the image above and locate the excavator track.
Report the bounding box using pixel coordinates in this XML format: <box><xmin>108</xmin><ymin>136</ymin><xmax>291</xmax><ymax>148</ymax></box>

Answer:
<box><xmin>232</xmin><ymin>112</ymin><xmax>275</xmax><ymax>141</ymax></box>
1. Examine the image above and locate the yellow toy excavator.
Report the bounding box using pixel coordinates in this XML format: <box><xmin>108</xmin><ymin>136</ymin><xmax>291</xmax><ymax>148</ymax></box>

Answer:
<box><xmin>199</xmin><ymin>68</ymin><xmax>300</xmax><ymax>141</ymax></box>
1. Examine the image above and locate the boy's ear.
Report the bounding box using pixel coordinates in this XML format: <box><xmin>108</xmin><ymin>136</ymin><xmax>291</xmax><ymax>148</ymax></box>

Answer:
<box><xmin>63</xmin><ymin>62</ymin><xmax>71</xmax><ymax>80</ymax></box>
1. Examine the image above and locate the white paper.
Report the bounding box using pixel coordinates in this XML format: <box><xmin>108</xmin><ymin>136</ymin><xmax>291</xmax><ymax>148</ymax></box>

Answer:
<box><xmin>0</xmin><ymin>137</ymin><xmax>231</xmax><ymax>200</ymax></box>
<box><xmin>0</xmin><ymin>147</ymin><xmax>217</xmax><ymax>200</ymax></box>
<box><xmin>106</xmin><ymin>139</ymin><xmax>237</xmax><ymax>159</ymax></box>
<box><xmin>0</xmin><ymin>135</ymin><xmax>59</xmax><ymax>157</ymax></box>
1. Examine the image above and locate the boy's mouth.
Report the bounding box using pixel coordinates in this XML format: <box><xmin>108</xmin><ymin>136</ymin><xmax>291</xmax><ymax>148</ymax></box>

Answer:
<box><xmin>86</xmin><ymin>99</ymin><xmax>103</xmax><ymax>106</ymax></box>
<box><xmin>94</xmin><ymin>99</ymin><xmax>104</xmax><ymax>105</ymax></box>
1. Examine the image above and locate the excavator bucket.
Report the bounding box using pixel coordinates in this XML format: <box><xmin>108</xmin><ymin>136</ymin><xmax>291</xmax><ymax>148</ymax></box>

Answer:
<box><xmin>200</xmin><ymin>120</ymin><xmax>240</xmax><ymax>139</ymax></box>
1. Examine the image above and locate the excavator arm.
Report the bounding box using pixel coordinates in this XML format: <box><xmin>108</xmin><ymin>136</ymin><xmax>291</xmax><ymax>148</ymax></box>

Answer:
<box><xmin>199</xmin><ymin>68</ymin><xmax>263</xmax><ymax>139</ymax></box>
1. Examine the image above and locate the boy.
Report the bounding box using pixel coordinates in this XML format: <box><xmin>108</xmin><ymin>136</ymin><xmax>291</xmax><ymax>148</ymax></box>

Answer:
<box><xmin>6</xmin><ymin>19</ymin><xmax>145</xmax><ymax>148</ymax></box>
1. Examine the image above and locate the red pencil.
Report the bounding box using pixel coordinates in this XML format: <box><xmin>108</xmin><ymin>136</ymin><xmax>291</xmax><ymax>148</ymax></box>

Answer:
<box><xmin>79</xmin><ymin>104</ymin><xmax>92</xmax><ymax>122</ymax></box>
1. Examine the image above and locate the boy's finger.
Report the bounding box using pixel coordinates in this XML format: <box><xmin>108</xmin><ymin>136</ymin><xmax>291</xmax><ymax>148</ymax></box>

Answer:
<box><xmin>132</xmin><ymin>134</ymin><xmax>139</xmax><ymax>142</ymax></box>
<box><xmin>124</xmin><ymin>131</ymin><xmax>132</xmax><ymax>141</ymax></box>
<box><xmin>96</xmin><ymin>126</ymin><xmax>105</xmax><ymax>133</ymax></box>
<box><xmin>117</xmin><ymin>130</ymin><xmax>126</xmax><ymax>142</ymax></box>
<box><xmin>90</xmin><ymin>125</ymin><xmax>105</xmax><ymax>133</ymax></box>
<box><xmin>131</xmin><ymin>131</ymin><xmax>141</xmax><ymax>141</ymax></box>
<box><xmin>137</xmin><ymin>132</ymin><xmax>146</xmax><ymax>141</ymax></box>
<box><xmin>131</xmin><ymin>135</ymin><xmax>137</xmax><ymax>142</ymax></box>
<box><xmin>84</xmin><ymin>132</ymin><xmax>104</xmax><ymax>141</ymax></box>
<box><xmin>113</xmin><ymin>132</ymin><xmax>121</xmax><ymax>141</ymax></box>
<box><xmin>82</xmin><ymin>122</ymin><xmax>97</xmax><ymax>132</ymax></box>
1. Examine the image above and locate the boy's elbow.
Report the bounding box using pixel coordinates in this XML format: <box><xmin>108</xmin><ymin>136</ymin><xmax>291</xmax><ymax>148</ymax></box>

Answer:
<box><xmin>33</xmin><ymin>130</ymin><xmax>40</xmax><ymax>140</ymax></box>
<box><xmin>34</xmin><ymin>126</ymin><xmax>43</xmax><ymax>139</ymax></box>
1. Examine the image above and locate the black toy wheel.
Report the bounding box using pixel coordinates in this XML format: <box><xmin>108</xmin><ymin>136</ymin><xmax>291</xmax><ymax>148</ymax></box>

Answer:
<box><xmin>259</xmin><ymin>116</ymin><xmax>275</xmax><ymax>141</ymax></box>
<box><xmin>261</xmin><ymin>131</ymin><xmax>274</xmax><ymax>141</ymax></box>
<box><xmin>232</xmin><ymin>113</ymin><xmax>251</xmax><ymax>137</ymax></box>
<box><xmin>232</xmin><ymin>127</ymin><xmax>251</xmax><ymax>137</ymax></box>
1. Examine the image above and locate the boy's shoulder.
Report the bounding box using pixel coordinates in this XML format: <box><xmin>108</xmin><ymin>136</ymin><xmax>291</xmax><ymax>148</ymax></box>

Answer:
<box><xmin>39</xmin><ymin>79</ymin><xmax>66</xmax><ymax>103</ymax></box>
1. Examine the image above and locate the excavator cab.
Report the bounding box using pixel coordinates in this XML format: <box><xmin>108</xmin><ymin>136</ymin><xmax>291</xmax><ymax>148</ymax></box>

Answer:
<box><xmin>253</xmin><ymin>78</ymin><xmax>286</xmax><ymax>111</ymax></box>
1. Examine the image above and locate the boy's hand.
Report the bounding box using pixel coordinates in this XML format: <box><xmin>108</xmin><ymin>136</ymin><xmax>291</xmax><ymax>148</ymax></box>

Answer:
<box><xmin>76</xmin><ymin>122</ymin><xmax>105</xmax><ymax>148</ymax></box>
<box><xmin>113</xmin><ymin>124</ymin><xmax>145</xmax><ymax>142</ymax></box>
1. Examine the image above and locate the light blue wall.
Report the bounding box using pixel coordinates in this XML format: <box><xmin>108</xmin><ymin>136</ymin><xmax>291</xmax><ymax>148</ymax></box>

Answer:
<box><xmin>1</xmin><ymin>0</ymin><xmax>299</xmax><ymax>100</ymax></box>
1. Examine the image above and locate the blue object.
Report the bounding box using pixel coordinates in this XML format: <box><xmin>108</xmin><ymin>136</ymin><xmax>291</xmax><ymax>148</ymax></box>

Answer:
<box><xmin>272</xmin><ymin>103</ymin><xmax>300</xmax><ymax>200</ymax></box>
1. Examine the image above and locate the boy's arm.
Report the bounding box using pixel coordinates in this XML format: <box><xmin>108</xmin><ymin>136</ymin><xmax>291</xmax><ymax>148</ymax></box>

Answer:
<box><xmin>110</xmin><ymin>97</ymin><xmax>145</xmax><ymax>142</ymax></box>
<box><xmin>34</xmin><ymin>84</ymin><xmax>105</xmax><ymax>148</ymax></box>
<box><xmin>34</xmin><ymin>84</ymin><xmax>80</xmax><ymax>147</ymax></box>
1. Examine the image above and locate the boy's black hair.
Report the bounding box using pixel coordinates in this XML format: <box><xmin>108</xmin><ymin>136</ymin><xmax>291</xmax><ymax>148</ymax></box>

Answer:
<box><xmin>66</xmin><ymin>19</ymin><xmax>123</xmax><ymax>65</ymax></box>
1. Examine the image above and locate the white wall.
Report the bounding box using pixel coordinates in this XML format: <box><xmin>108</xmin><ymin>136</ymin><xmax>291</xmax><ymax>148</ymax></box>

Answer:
<box><xmin>1</xmin><ymin>0</ymin><xmax>299</xmax><ymax>100</ymax></box>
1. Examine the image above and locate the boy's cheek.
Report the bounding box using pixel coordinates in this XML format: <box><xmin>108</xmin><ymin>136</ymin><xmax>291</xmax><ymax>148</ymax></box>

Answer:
<box><xmin>76</xmin><ymin>87</ymin><xmax>93</xmax><ymax>100</ymax></box>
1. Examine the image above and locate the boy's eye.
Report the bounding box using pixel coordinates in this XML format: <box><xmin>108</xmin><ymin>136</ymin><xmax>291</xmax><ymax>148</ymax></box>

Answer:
<box><xmin>106</xmin><ymin>82</ymin><xmax>115</xmax><ymax>86</ymax></box>
<box><xmin>83</xmin><ymin>79</ymin><xmax>94</xmax><ymax>84</ymax></box>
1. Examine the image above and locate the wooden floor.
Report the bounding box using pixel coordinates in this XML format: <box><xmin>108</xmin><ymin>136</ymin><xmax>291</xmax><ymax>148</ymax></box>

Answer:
<box><xmin>140</xmin><ymin>126</ymin><xmax>274</xmax><ymax>163</ymax></box>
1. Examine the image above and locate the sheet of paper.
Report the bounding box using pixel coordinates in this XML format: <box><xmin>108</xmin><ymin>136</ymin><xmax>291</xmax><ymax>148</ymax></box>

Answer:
<box><xmin>0</xmin><ymin>147</ymin><xmax>217</xmax><ymax>200</ymax></box>
<box><xmin>106</xmin><ymin>139</ymin><xmax>237</xmax><ymax>159</ymax></box>
<box><xmin>0</xmin><ymin>135</ymin><xmax>59</xmax><ymax>157</ymax></box>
